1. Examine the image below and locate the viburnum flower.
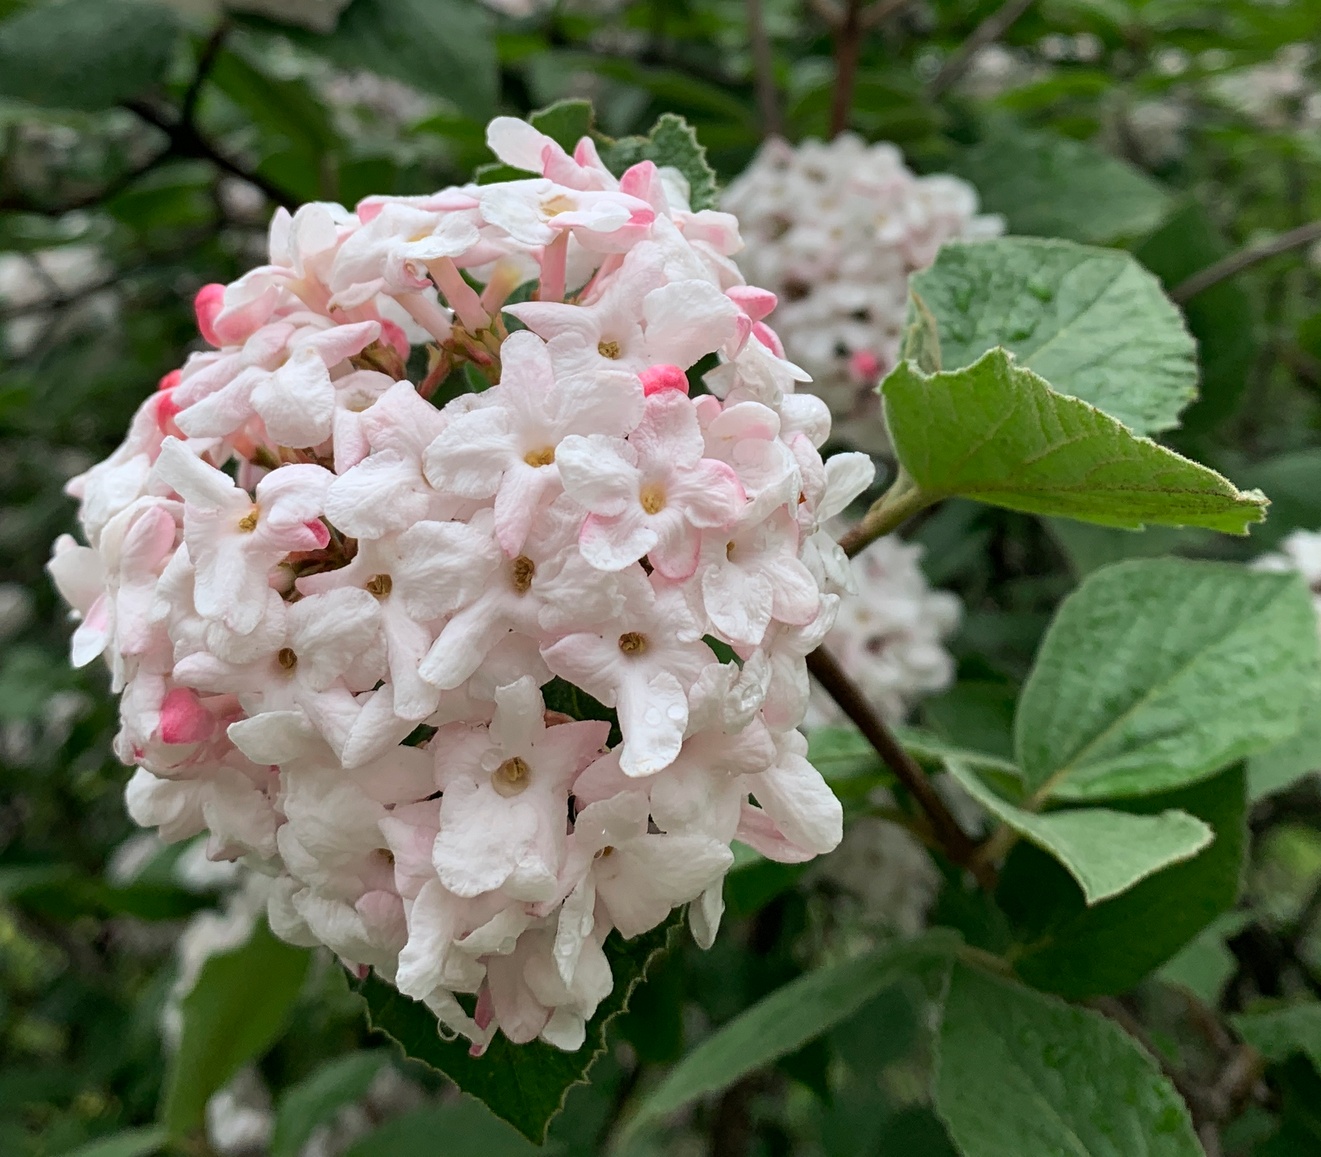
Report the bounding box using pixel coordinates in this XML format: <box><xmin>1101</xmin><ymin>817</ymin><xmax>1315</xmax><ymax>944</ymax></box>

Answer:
<box><xmin>49</xmin><ymin>111</ymin><xmax>874</xmax><ymax>1053</ymax></box>
<box><xmin>723</xmin><ymin>134</ymin><xmax>1002</xmax><ymax>449</ymax></box>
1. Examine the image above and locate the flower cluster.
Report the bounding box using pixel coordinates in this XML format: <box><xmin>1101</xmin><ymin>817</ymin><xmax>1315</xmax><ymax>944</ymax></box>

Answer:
<box><xmin>1257</xmin><ymin>530</ymin><xmax>1321</xmax><ymax>623</ymax></box>
<box><xmin>49</xmin><ymin>116</ymin><xmax>873</xmax><ymax>1053</ymax></box>
<box><xmin>808</xmin><ymin>534</ymin><xmax>962</xmax><ymax>727</ymax></box>
<box><xmin>722</xmin><ymin>134</ymin><xmax>1002</xmax><ymax>449</ymax></box>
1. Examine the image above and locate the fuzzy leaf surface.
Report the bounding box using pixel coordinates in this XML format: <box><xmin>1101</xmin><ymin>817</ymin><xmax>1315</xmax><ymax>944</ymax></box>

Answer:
<box><xmin>910</xmin><ymin>238</ymin><xmax>1196</xmax><ymax>435</ymax></box>
<box><xmin>1016</xmin><ymin>560</ymin><xmax>1321</xmax><ymax>800</ymax></box>
<box><xmin>935</xmin><ymin>962</ymin><xmax>1202</xmax><ymax>1156</ymax></box>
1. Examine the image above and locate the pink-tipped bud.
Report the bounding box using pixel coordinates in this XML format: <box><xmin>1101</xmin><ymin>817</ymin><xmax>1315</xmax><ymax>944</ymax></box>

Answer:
<box><xmin>379</xmin><ymin>318</ymin><xmax>410</xmax><ymax>361</ymax></box>
<box><xmin>158</xmin><ymin>688</ymin><xmax>214</xmax><ymax>746</ymax></box>
<box><xmin>157</xmin><ymin>368</ymin><xmax>182</xmax><ymax>392</ymax></box>
<box><xmin>640</xmin><ymin>364</ymin><xmax>689</xmax><ymax>396</ymax></box>
<box><xmin>752</xmin><ymin>320</ymin><xmax>785</xmax><ymax>359</ymax></box>
<box><xmin>728</xmin><ymin>284</ymin><xmax>778</xmax><ymax>323</ymax></box>
<box><xmin>194</xmin><ymin>283</ymin><xmax>227</xmax><ymax>347</ymax></box>
<box><xmin>154</xmin><ymin>390</ymin><xmax>182</xmax><ymax>433</ymax></box>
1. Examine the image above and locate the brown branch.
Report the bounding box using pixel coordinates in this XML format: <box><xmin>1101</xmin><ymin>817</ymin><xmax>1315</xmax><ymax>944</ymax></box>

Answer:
<box><xmin>829</xmin><ymin>0</ymin><xmax>865</xmax><ymax>138</ymax></box>
<box><xmin>182</xmin><ymin>17</ymin><xmax>232</xmax><ymax>127</ymax></box>
<box><xmin>1171</xmin><ymin>218</ymin><xmax>1321</xmax><ymax>304</ymax></box>
<box><xmin>123</xmin><ymin>99</ymin><xmax>298</xmax><ymax>210</ymax></box>
<box><xmin>806</xmin><ymin>645</ymin><xmax>994</xmax><ymax>889</ymax></box>
<box><xmin>746</xmin><ymin>0</ymin><xmax>782</xmax><ymax>138</ymax></box>
<box><xmin>928</xmin><ymin>0</ymin><xmax>1038</xmax><ymax>98</ymax></box>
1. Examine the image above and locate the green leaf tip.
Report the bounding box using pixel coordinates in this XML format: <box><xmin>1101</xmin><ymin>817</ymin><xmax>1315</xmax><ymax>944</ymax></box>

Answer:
<box><xmin>882</xmin><ymin>348</ymin><xmax>1267</xmax><ymax>535</ymax></box>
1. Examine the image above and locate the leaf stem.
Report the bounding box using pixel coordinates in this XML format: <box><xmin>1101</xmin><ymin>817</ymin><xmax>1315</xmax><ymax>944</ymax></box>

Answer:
<box><xmin>1171</xmin><ymin>218</ymin><xmax>1321</xmax><ymax>304</ymax></box>
<box><xmin>835</xmin><ymin>469</ymin><xmax>932</xmax><ymax>558</ymax></box>
<box><xmin>806</xmin><ymin>645</ymin><xmax>996</xmax><ymax>889</ymax></box>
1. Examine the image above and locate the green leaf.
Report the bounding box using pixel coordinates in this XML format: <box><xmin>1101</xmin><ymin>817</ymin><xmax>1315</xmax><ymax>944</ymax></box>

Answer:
<box><xmin>162</xmin><ymin>921</ymin><xmax>311</xmax><ymax>1137</ymax></box>
<box><xmin>529</xmin><ymin>100</ymin><xmax>594</xmax><ymax>152</ymax></box>
<box><xmin>624</xmin><ymin>931</ymin><xmax>959</xmax><ymax>1140</ymax></box>
<box><xmin>56</xmin><ymin>1128</ymin><xmax>167</xmax><ymax>1157</ymax></box>
<box><xmin>599</xmin><ymin>113</ymin><xmax>720</xmax><ymax>212</ymax></box>
<box><xmin>0</xmin><ymin>0</ymin><xmax>179</xmax><ymax>110</ymax></box>
<box><xmin>351</xmin><ymin>915</ymin><xmax>680</xmax><ymax>1144</ymax></box>
<box><xmin>1015</xmin><ymin>560</ymin><xmax>1321</xmax><ymax>800</ymax></box>
<box><xmin>343</xmin><ymin>1101</ymin><xmax>547</xmax><ymax>1157</ymax></box>
<box><xmin>882</xmin><ymin>349</ymin><xmax>1266</xmax><ymax>534</ymax></box>
<box><xmin>283</xmin><ymin>0</ymin><xmax>497</xmax><ymax>121</ymax></box>
<box><xmin>910</xmin><ymin>239</ymin><xmax>1196</xmax><ymax>435</ymax></box>
<box><xmin>949</xmin><ymin>122</ymin><xmax>1172</xmax><ymax>244</ymax></box>
<box><xmin>1233</xmin><ymin>1005</ymin><xmax>1321</xmax><ymax>1073</ymax></box>
<box><xmin>1248</xmin><ymin>709</ymin><xmax>1321</xmax><ymax>801</ymax></box>
<box><xmin>935</xmin><ymin>962</ymin><xmax>1202</xmax><ymax>1157</ymax></box>
<box><xmin>270</xmin><ymin>1052</ymin><xmax>385</xmax><ymax>1157</ymax></box>
<box><xmin>999</xmin><ymin>765</ymin><xmax>1247</xmax><ymax>999</ymax></box>
<box><xmin>945</xmin><ymin>759</ymin><xmax>1213</xmax><ymax>904</ymax></box>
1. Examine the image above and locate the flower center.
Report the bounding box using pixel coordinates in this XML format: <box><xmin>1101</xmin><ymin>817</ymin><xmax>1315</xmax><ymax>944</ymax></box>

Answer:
<box><xmin>510</xmin><ymin>555</ymin><xmax>535</xmax><ymax>594</ymax></box>
<box><xmin>523</xmin><ymin>446</ymin><xmax>555</xmax><ymax>468</ymax></box>
<box><xmin>597</xmin><ymin>339</ymin><xmax>621</xmax><ymax>359</ymax></box>
<box><xmin>277</xmin><ymin>647</ymin><xmax>298</xmax><ymax>670</ymax></box>
<box><xmin>542</xmin><ymin>193</ymin><xmax>576</xmax><ymax>217</ymax></box>
<box><xmin>237</xmin><ymin>507</ymin><xmax>260</xmax><ymax>533</ymax></box>
<box><xmin>492</xmin><ymin>755</ymin><xmax>531</xmax><ymax>797</ymax></box>
<box><xmin>374</xmin><ymin>847</ymin><xmax>395</xmax><ymax>866</ymax></box>
<box><xmin>594</xmin><ymin>845</ymin><xmax>615</xmax><ymax>860</ymax></box>
<box><xmin>618</xmin><ymin>631</ymin><xmax>648</xmax><ymax>655</ymax></box>
<box><xmin>725</xmin><ymin>540</ymin><xmax>737</xmax><ymax>560</ymax></box>
<box><xmin>365</xmin><ymin>573</ymin><xmax>392</xmax><ymax>598</ymax></box>
<box><xmin>639</xmin><ymin>482</ymin><xmax>667</xmax><ymax>515</ymax></box>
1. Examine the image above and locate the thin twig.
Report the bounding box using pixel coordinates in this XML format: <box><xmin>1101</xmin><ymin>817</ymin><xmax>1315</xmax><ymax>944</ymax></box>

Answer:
<box><xmin>829</xmin><ymin>0</ymin><xmax>865</xmax><ymax>137</ymax></box>
<box><xmin>746</xmin><ymin>0</ymin><xmax>782</xmax><ymax>137</ymax></box>
<box><xmin>928</xmin><ymin>0</ymin><xmax>1037</xmax><ymax>98</ymax></box>
<box><xmin>1171</xmin><ymin>219</ymin><xmax>1321</xmax><ymax>304</ymax></box>
<box><xmin>806</xmin><ymin>645</ymin><xmax>994</xmax><ymax>888</ymax></box>
<box><xmin>182</xmin><ymin>17</ymin><xmax>232</xmax><ymax>127</ymax></box>
<box><xmin>124</xmin><ymin>99</ymin><xmax>298</xmax><ymax>210</ymax></box>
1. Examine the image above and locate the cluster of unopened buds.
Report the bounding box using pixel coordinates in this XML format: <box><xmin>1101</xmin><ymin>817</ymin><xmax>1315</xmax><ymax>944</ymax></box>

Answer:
<box><xmin>723</xmin><ymin>134</ymin><xmax>1002</xmax><ymax>449</ymax></box>
<box><xmin>49</xmin><ymin>115</ymin><xmax>874</xmax><ymax>1053</ymax></box>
